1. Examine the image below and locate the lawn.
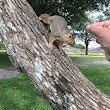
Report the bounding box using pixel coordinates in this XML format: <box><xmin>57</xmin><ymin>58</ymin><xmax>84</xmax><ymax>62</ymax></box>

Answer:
<box><xmin>0</xmin><ymin>53</ymin><xmax>110</xmax><ymax>110</ymax></box>
<box><xmin>80</xmin><ymin>65</ymin><xmax>110</xmax><ymax>96</ymax></box>
<box><xmin>70</xmin><ymin>55</ymin><xmax>106</xmax><ymax>63</ymax></box>
<box><xmin>0</xmin><ymin>75</ymin><xmax>52</xmax><ymax>110</ymax></box>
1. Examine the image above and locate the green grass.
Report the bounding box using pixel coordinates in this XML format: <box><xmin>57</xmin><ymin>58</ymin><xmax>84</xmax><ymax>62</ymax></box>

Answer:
<box><xmin>70</xmin><ymin>55</ymin><xmax>106</xmax><ymax>63</ymax></box>
<box><xmin>0</xmin><ymin>53</ymin><xmax>110</xmax><ymax>110</ymax></box>
<box><xmin>0</xmin><ymin>75</ymin><xmax>52</xmax><ymax>110</ymax></box>
<box><xmin>80</xmin><ymin>65</ymin><xmax>110</xmax><ymax>96</ymax></box>
<box><xmin>0</xmin><ymin>50</ymin><xmax>6</xmax><ymax>52</ymax></box>
<box><xmin>0</xmin><ymin>53</ymin><xmax>13</xmax><ymax>68</ymax></box>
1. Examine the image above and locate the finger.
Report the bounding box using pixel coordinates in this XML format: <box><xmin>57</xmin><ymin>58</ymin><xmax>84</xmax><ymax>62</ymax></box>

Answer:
<box><xmin>86</xmin><ymin>25</ymin><xmax>102</xmax><ymax>35</ymax></box>
<box><xmin>104</xmin><ymin>49</ymin><xmax>110</xmax><ymax>62</ymax></box>
<box><xmin>96</xmin><ymin>38</ymin><xmax>100</xmax><ymax>44</ymax></box>
<box><xmin>95</xmin><ymin>21</ymin><xmax>110</xmax><ymax>27</ymax></box>
<box><xmin>103</xmin><ymin>21</ymin><xmax>110</xmax><ymax>28</ymax></box>
<box><xmin>96</xmin><ymin>37</ymin><xmax>105</xmax><ymax>46</ymax></box>
<box><xmin>94</xmin><ymin>21</ymin><xmax>105</xmax><ymax>27</ymax></box>
<box><xmin>86</xmin><ymin>25</ymin><xmax>109</xmax><ymax>37</ymax></box>
<box><xmin>86</xmin><ymin>21</ymin><xmax>110</xmax><ymax>29</ymax></box>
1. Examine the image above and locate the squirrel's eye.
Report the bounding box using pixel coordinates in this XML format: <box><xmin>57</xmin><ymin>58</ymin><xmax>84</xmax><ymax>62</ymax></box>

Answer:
<box><xmin>69</xmin><ymin>36</ymin><xmax>72</xmax><ymax>38</ymax></box>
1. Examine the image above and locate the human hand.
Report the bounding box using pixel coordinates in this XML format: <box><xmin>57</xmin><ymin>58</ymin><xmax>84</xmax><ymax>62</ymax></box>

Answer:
<box><xmin>86</xmin><ymin>21</ymin><xmax>110</xmax><ymax>61</ymax></box>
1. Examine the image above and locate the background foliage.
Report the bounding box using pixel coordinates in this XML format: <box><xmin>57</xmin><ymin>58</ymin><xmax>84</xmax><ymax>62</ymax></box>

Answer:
<box><xmin>27</xmin><ymin>0</ymin><xmax>109</xmax><ymax>28</ymax></box>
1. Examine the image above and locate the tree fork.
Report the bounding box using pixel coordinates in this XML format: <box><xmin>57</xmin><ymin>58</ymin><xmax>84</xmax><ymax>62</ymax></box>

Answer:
<box><xmin>0</xmin><ymin>0</ymin><xmax>110</xmax><ymax>110</ymax></box>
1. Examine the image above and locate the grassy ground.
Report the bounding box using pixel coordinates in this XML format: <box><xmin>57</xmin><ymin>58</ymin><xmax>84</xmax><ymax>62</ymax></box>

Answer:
<box><xmin>80</xmin><ymin>65</ymin><xmax>110</xmax><ymax>96</ymax></box>
<box><xmin>0</xmin><ymin>52</ymin><xmax>110</xmax><ymax>110</ymax></box>
<box><xmin>71</xmin><ymin>55</ymin><xmax>106</xmax><ymax>63</ymax></box>
<box><xmin>0</xmin><ymin>75</ymin><xmax>52</xmax><ymax>110</ymax></box>
<box><xmin>67</xmin><ymin>52</ymin><xmax>106</xmax><ymax>63</ymax></box>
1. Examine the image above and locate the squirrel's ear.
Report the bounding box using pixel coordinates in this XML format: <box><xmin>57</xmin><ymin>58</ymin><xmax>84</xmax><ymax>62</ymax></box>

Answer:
<box><xmin>63</xmin><ymin>30</ymin><xmax>69</xmax><ymax>34</ymax></box>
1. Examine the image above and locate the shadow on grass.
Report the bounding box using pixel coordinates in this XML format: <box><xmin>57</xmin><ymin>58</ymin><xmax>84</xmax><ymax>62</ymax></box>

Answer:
<box><xmin>0</xmin><ymin>54</ymin><xmax>13</xmax><ymax>68</ymax></box>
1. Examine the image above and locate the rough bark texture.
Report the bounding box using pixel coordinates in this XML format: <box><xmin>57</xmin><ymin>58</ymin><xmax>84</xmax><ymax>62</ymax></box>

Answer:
<box><xmin>0</xmin><ymin>0</ymin><xmax>110</xmax><ymax>110</ymax></box>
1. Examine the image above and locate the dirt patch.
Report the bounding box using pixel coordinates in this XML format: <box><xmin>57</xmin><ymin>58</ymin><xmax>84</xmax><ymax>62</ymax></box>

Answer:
<box><xmin>106</xmin><ymin>69</ymin><xmax>110</xmax><ymax>73</ymax></box>
<box><xmin>0</xmin><ymin>67</ymin><xmax>21</xmax><ymax>80</ymax></box>
<box><xmin>75</xmin><ymin>61</ymin><xmax>110</xmax><ymax>67</ymax></box>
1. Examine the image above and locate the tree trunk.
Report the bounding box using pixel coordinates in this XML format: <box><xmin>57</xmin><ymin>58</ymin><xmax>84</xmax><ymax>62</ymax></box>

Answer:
<box><xmin>85</xmin><ymin>43</ymin><xmax>88</xmax><ymax>55</ymax></box>
<box><xmin>85</xmin><ymin>32</ymin><xmax>89</xmax><ymax>55</ymax></box>
<box><xmin>0</xmin><ymin>0</ymin><xmax>110</xmax><ymax>110</ymax></box>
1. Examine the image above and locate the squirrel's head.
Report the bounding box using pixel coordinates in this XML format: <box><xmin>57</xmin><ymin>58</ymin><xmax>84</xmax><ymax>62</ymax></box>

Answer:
<box><xmin>62</xmin><ymin>30</ymin><xmax>75</xmax><ymax>45</ymax></box>
<box><xmin>39</xmin><ymin>14</ymin><xmax>50</xmax><ymax>24</ymax></box>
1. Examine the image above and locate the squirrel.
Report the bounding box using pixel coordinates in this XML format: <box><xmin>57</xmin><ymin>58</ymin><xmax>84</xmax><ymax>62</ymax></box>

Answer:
<box><xmin>39</xmin><ymin>14</ymin><xmax>75</xmax><ymax>50</ymax></box>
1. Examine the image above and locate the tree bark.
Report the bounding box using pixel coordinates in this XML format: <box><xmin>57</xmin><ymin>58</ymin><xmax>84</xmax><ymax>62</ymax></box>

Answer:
<box><xmin>0</xmin><ymin>0</ymin><xmax>110</xmax><ymax>110</ymax></box>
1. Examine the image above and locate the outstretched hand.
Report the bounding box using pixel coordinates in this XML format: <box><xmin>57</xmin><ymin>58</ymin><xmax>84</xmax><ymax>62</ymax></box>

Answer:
<box><xmin>86</xmin><ymin>21</ymin><xmax>110</xmax><ymax>61</ymax></box>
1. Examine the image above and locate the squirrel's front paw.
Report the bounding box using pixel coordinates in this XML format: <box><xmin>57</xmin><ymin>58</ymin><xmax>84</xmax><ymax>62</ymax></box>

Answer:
<box><xmin>48</xmin><ymin>44</ymin><xmax>54</xmax><ymax>50</ymax></box>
